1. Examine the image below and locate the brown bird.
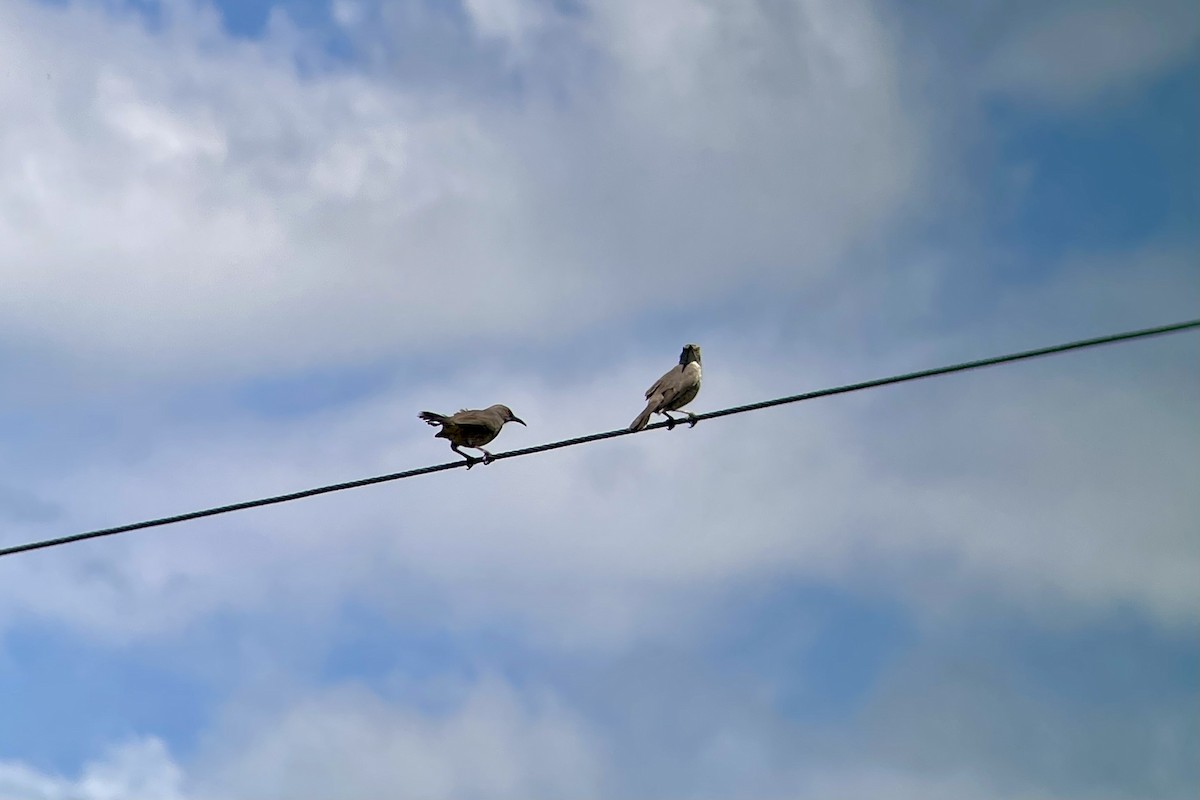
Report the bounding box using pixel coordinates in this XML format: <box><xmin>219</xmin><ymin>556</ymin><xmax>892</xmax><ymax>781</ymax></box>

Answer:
<box><xmin>630</xmin><ymin>344</ymin><xmax>703</xmax><ymax>431</ymax></box>
<box><xmin>419</xmin><ymin>404</ymin><xmax>526</xmax><ymax>468</ymax></box>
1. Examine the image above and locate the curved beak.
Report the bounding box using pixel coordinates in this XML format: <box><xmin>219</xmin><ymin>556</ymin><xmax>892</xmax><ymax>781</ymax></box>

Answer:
<box><xmin>511</xmin><ymin>416</ymin><xmax>526</xmax><ymax>426</ymax></box>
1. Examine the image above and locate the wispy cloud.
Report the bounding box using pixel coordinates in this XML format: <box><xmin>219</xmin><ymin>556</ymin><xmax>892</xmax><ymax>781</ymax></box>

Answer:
<box><xmin>981</xmin><ymin>0</ymin><xmax>1199</xmax><ymax>108</ymax></box>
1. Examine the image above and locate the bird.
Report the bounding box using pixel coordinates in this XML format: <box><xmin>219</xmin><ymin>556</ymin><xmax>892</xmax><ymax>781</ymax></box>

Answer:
<box><xmin>629</xmin><ymin>344</ymin><xmax>702</xmax><ymax>431</ymax></box>
<box><xmin>419</xmin><ymin>404</ymin><xmax>526</xmax><ymax>468</ymax></box>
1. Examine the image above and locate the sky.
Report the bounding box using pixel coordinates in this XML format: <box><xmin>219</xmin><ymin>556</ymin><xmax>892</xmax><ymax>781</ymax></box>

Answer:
<box><xmin>0</xmin><ymin>0</ymin><xmax>1197</xmax><ymax>797</ymax></box>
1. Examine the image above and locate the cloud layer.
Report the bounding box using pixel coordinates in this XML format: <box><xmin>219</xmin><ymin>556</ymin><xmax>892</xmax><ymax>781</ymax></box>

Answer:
<box><xmin>0</xmin><ymin>0</ymin><xmax>1196</xmax><ymax>798</ymax></box>
<box><xmin>0</xmin><ymin>0</ymin><xmax>924</xmax><ymax>380</ymax></box>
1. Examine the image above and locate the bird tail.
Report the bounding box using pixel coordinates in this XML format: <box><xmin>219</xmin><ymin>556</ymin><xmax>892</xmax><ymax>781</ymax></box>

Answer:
<box><xmin>629</xmin><ymin>401</ymin><xmax>655</xmax><ymax>431</ymax></box>
<box><xmin>419</xmin><ymin>411</ymin><xmax>447</xmax><ymax>427</ymax></box>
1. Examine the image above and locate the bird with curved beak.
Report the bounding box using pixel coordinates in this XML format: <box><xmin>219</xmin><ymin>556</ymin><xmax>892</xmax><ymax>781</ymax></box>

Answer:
<box><xmin>630</xmin><ymin>344</ymin><xmax>702</xmax><ymax>431</ymax></box>
<box><xmin>418</xmin><ymin>404</ymin><xmax>526</xmax><ymax>468</ymax></box>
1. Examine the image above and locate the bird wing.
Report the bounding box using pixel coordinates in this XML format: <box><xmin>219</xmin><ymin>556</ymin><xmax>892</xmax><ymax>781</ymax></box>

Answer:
<box><xmin>446</xmin><ymin>409</ymin><xmax>503</xmax><ymax>434</ymax></box>
<box><xmin>645</xmin><ymin>365</ymin><xmax>683</xmax><ymax>400</ymax></box>
<box><xmin>657</xmin><ymin>364</ymin><xmax>702</xmax><ymax>410</ymax></box>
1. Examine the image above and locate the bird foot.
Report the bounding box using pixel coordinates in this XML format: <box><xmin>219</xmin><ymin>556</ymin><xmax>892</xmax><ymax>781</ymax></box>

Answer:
<box><xmin>482</xmin><ymin>453</ymin><xmax>495</xmax><ymax>465</ymax></box>
<box><xmin>665</xmin><ymin>417</ymin><xmax>677</xmax><ymax>431</ymax></box>
<box><xmin>687</xmin><ymin>413</ymin><xmax>698</xmax><ymax>428</ymax></box>
<box><xmin>463</xmin><ymin>456</ymin><xmax>481</xmax><ymax>470</ymax></box>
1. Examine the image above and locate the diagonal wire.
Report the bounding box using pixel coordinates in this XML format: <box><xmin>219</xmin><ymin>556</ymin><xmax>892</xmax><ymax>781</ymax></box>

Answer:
<box><xmin>2</xmin><ymin>319</ymin><xmax>1197</xmax><ymax>560</ymax></box>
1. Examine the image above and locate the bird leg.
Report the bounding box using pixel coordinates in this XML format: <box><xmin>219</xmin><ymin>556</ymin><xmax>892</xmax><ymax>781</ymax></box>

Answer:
<box><xmin>452</xmin><ymin>444</ymin><xmax>481</xmax><ymax>469</ymax></box>
<box><xmin>662</xmin><ymin>411</ymin><xmax>680</xmax><ymax>430</ymax></box>
<box><xmin>662</xmin><ymin>411</ymin><xmax>697</xmax><ymax>430</ymax></box>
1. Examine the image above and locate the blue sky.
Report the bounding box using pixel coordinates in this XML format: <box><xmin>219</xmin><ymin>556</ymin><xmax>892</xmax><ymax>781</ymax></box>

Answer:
<box><xmin>0</xmin><ymin>0</ymin><xmax>1197</xmax><ymax>797</ymax></box>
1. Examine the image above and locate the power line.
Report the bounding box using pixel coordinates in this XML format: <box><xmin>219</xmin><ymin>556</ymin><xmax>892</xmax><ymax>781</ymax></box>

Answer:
<box><xmin>2</xmin><ymin>319</ymin><xmax>1197</xmax><ymax>560</ymax></box>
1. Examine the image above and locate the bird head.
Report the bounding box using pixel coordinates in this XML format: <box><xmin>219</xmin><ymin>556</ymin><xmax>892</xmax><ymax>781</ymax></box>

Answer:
<box><xmin>679</xmin><ymin>343</ymin><xmax>702</xmax><ymax>366</ymax></box>
<box><xmin>493</xmin><ymin>404</ymin><xmax>526</xmax><ymax>426</ymax></box>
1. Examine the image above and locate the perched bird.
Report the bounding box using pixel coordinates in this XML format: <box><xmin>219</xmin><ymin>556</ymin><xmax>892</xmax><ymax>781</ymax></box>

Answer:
<box><xmin>629</xmin><ymin>344</ymin><xmax>703</xmax><ymax>431</ymax></box>
<box><xmin>419</xmin><ymin>404</ymin><xmax>526</xmax><ymax>468</ymax></box>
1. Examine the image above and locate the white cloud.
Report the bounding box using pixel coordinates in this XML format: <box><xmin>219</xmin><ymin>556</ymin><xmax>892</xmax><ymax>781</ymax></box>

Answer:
<box><xmin>0</xmin><ymin>0</ymin><xmax>926</xmax><ymax>380</ymax></box>
<box><xmin>463</xmin><ymin>0</ymin><xmax>546</xmax><ymax>48</ymax></box>
<box><xmin>0</xmin><ymin>738</ymin><xmax>185</xmax><ymax>800</ymax></box>
<box><xmin>1</xmin><ymin>681</ymin><xmax>601</xmax><ymax>800</ymax></box>
<box><xmin>0</xmin><ymin>673</ymin><xmax>1186</xmax><ymax>800</ymax></box>
<box><xmin>331</xmin><ymin>0</ymin><xmax>366</xmax><ymax>29</ymax></box>
<box><xmin>195</xmin><ymin>680</ymin><xmax>602</xmax><ymax>800</ymax></box>
<box><xmin>96</xmin><ymin>72</ymin><xmax>228</xmax><ymax>163</ymax></box>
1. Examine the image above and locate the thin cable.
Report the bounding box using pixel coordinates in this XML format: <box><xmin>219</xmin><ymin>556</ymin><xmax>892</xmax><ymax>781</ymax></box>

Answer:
<box><xmin>2</xmin><ymin>319</ymin><xmax>1197</xmax><ymax>559</ymax></box>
